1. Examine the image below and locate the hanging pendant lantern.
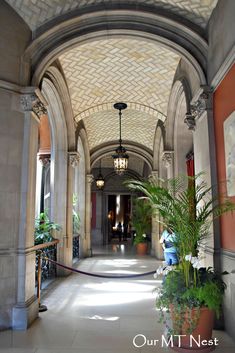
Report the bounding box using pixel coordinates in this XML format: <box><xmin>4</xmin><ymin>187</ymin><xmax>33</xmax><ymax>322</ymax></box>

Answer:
<box><xmin>96</xmin><ymin>159</ymin><xmax>105</xmax><ymax>189</ymax></box>
<box><xmin>112</xmin><ymin>102</ymin><xmax>129</xmax><ymax>175</ymax></box>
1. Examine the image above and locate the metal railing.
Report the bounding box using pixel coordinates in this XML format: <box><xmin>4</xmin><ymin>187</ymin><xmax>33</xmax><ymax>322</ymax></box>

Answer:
<box><xmin>30</xmin><ymin>239</ymin><xmax>60</xmax><ymax>312</ymax></box>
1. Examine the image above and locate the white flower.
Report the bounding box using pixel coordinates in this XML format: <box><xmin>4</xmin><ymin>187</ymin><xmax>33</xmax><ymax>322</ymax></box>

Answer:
<box><xmin>134</xmin><ymin>233</ymin><xmax>136</xmax><ymax>237</ymax></box>
<box><xmin>185</xmin><ymin>253</ymin><xmax>192</xmax><ymax>261</ymax></box>
<box><xmin>192</xmin><ymin>259</ymin><xmax>201</xmax><ymax>269</ymax></box>
<box><xmin>142</xmin><ymin>234</ymin><xmax>147</xmax><ymax>238</ymax></box>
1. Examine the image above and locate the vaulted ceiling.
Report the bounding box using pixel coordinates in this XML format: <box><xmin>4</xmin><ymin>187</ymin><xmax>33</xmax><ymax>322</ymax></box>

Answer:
<box><xmin>6</xmin><ymin>0</ymin><xmax>218</xmax><ymax>31</ymax></box>
<box><xmin>6</xmin><ymin>0</ymin><xmax>218</xmax><ymax>174</ymax></box>
<box><xmin>59</xmin><ymin>38</ymin><xmax>179</xmax><ymax>151</ymax></box>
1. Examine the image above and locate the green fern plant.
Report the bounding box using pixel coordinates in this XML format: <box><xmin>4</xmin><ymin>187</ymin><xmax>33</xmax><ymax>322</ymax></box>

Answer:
<box><xmin>132</xmin><ymin>198</ymin><xmax>152</xmax><ymax>244</ymax></box>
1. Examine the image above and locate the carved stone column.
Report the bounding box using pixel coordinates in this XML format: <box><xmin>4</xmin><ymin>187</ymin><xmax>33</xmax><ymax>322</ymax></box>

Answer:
<box><xmin>59</xmin><ymin>151</ymin><xmax>81</xmax><ymax>269</ymax></box>
<box><xmin>84</xmin><ymin>174</ymin><xmax>94</xmax><ymax>257</ymax></box>
<box><xmin>148</xmin><ymin>171</ymin><xmax>163</xmax><ymax>259</ymax></box>
<box><xmin>12</xmin><ymin>88</ymin><xmax>48</xmax><ymax>329</ymax></box>
<box><xmin>162</xmin><ymin>151</ymin><xmax>174</xmax><ymax>179</ymax></box>
<box><xmin>68</xmin><ymin>151</ymin><xmax>80</xmax><ymax>168</ymax></box>
<box><xmin>190</xmin><ymin>86</ymin><xmax>215</xmax><ymax>269</ymax></box>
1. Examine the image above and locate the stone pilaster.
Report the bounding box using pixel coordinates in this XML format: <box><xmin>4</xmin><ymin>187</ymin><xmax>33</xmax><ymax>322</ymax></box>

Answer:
<box><xmin>148</xmin><ymin>170</ymin><xmax>163</xmax><ymax>259</ymax></box>
<box><xmin>84</xmin><ymin>174</ymin><xmax>94</xmax><ymax>257</ymax></box>
<box><xmin>190</xmin><ymin>85</ymin><xmax>215</xmax><ymax>269</ymax></box>
<box><xmin>12</xmin><ymin>88</ymin><xmax>48</xmax><ymax>329</ymax></box>
<box><xmin>162</xmin><ymin>151</ymin><xmax>174</xmax><ymax>179</ymax></box>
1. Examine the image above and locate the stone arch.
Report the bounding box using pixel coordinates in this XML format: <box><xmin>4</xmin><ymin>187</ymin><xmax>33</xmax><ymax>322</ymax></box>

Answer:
<box><xmin>41</xmin><ymin>77</ymin><xmax>71</xmax><ymax>267</ymax></box>
<box><xmin>153</xmin><ymin>120</ymin><xmax>166</xmax><ymax>171</ymax></box>
<box><xmin>74</xmin><ymin>101</ymin><xmax>165</xmax><ymax>122</ymax></box>
<box><xmin>75</xmin><ymin>136</ymin><xmax>86</xmax><ymax>257</ymax></box>
<box><xmin>164</xmin><ymin>77</ymin><xmax>193</xmax><ymax>176</ymax></box>
<box><xmin>90</xmin><ymin>141</ymin><xmax>153</xmax><ymax>171</ymax></box>
<box><xmin>44</xmin><ymin>65</ymin><xmax>76</xmax><ymax>150</ymax></box>
<box><xmin>75</xmin><ymin>123</ymin><xmax>92</xmax><ymax>256</ymax></box>
<box><xmin>23</xmin><ymin>9</ymin><xmax>207</xmax><ymax>88</ymax></box>
<box><xmin>165</xmin><ymin>77</ymin><xmax>192</xmax><ymax>150</ymax></box>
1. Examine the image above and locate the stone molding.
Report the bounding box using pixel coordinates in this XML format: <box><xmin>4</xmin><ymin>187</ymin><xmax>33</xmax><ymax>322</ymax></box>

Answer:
<box><xmin>161</xmin><ymin>151</ymin><xmax>174</xmax><ymax>168</ymax></box>
<box><xmin>86</xmin><ymin>174</ymin><xmax>94</xmax><ymax>184</ymax></box>
<box><xmin>184</xmin><ymin>112</ymin><xmax>196</xmax><ymax>131</ymax></box>
<box><xmin>20</xmin><ymin>92</ymin><xmax>47</xmax><ymax>117</ymax></box>
<box><xmin>221</xmin><ymin>248</ymin><xmax>235</xmax><ymax>260</ymax></box>
<box><xmin>68</xmin><ymin>151</ymin><xmax>80</xmax><ymax>167</ymax></box>
<box><xmin>4</xmin><ymin>84</ymin><xmax>49</xmax><ymax>120</ymax></box>
<box><xmin>38</xmin><ymin>154</ymin><xmax>51</xmax><ymax>166</ymax></box>
<box><xmin>190</xmin><ymin>85</ymin><xmax>213</xmax><ymax>121</ymax></box>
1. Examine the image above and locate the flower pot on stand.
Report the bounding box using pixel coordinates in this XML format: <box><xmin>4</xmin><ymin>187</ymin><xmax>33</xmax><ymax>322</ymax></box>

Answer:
<box><xmin>136</xmin><ymin>242</ymin><xmax>148</xmax><ymax>255</ymax></box>
<box><xmin>170</xmin><ymin>306</ymin><xmax>215</xmax><ymax>353</ymax></box>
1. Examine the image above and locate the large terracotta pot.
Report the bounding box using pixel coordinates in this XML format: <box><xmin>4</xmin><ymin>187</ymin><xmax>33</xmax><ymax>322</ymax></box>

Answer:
<box><xmin>170</xmin><ymin>306</ymin><xmax>215</xmax><ymax>353</ymax></box>
<box><xmin>136</xmin><ymin>242</ymin><xmax>148</xmax><ymax>255</ymax></box>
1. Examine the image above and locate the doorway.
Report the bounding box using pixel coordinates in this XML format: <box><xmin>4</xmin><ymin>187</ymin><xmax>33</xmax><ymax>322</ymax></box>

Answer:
<box><xmin>107</xmin><ymin>194</ymin><xmax>131</xmax><ymax>243</ymax></box>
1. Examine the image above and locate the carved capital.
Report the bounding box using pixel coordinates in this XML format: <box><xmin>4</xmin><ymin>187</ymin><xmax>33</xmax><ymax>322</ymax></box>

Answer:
<box><xmin>20</xmin><ymin>94</ymin><xmax>38</xmax><ymax>112</ymax></box>
<box><xmin>162</xmin><ymin>151</ymin><xmax>174</xmax><ymax>168</ymax></box>
<box><xmin>184</xmin><ymin>113</ymin><xmax>196</xmax><ymax>131</ymax></box>
<box><xmin>20</xmin><ymin>90</ymin><xmax>47</xmax><ymax>117</ymax></box>
<box><xmin>38</xmin><ymin>154</ymin><xmax>51</xmax><ymax>166</ymax></box>
<box><xmin>68</xmin><ymin>151</ymin><xmax>80</xmax><ymax>167</ymax></box>
<box><xmin>33</xmin><ymin>100</ymin><xmax>47</xmax><ymax>117</ymax></box>
<box><xmin>86</xmin><ymin>174</ymin><xmax>94</xmax><ymax>184</ymax></box>
<box><xmin>190</xmin><ymin>86</ymin><xmax>213</xmax><ymax>120</ymax></box>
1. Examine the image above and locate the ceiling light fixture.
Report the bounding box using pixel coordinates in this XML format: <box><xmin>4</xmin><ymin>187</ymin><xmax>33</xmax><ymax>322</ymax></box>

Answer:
<box><xmin>96</xmin><ymin>159</ymin><xmax>105</xmax><ymax>190</ymax></box>
<box><xmin>112</xmin><ymin>102</ymin><xmax>129</xmax><ymax>175</ymax></box>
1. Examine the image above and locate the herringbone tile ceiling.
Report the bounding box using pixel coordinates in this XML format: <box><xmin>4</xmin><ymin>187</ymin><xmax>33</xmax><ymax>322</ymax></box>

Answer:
<box><xmin>6</xmin><ymin>0</ymin><xmax>218</xmax><ymax>30</ymax></box>
<box><xmin>59</xmin><ymin>37</ymin><xmax>179</xmax><ymax>150</ymax></box>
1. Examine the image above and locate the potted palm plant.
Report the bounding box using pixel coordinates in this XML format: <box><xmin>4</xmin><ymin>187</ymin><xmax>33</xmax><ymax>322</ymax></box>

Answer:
<box><xmin>126</xmin><ymin>173</ymin><xmax>235</xmax><ymax>351</ymax></box>
<box><xmin>132</xmin><ymin>198</ymin><xmax>152</xmax><ymax>255</ymax></box>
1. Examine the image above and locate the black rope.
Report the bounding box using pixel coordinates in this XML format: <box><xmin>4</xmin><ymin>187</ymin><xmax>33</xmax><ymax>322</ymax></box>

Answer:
<box><xmin>43</xmin><ymin>256</ymin><xmax>156</xmax><ymax>279</ymax></box>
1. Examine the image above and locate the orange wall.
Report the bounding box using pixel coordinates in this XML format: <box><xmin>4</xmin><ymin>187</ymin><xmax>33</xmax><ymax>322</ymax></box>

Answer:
<box><xmin>39</xmin><ymin>115</ymin><xmax>51</xmax><ymax>154</ymax></box>
<box><xmin>214</xmin><ymin>63</ymin><xmax>235</xmax><ymax>251</ymax></box>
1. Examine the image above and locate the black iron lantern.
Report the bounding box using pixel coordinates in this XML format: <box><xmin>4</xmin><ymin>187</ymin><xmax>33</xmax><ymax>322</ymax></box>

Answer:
<box><xmin>96</xmin><ymin>159</ymin><xmax>105</xmax><ymax>189</ymax></box>
<box><xmin>112</xmin><ymin>102</ymin><xmax>129</xmax><ymax>175</ymax></box>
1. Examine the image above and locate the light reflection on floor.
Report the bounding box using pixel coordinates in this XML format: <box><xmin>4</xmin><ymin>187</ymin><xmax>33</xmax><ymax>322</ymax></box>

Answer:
<box><xmin>0</xmin><ymin>244</ymin><xmax>234</xmax><ymax>353</ymax></box>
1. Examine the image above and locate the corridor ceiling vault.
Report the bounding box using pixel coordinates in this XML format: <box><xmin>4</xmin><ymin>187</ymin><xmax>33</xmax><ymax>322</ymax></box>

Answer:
<box><xmin>59</xmin><ymin>38</ymin><xmax>179</xmax><ymax>151</ymax></box>
<box><xmin>6</xmin><ymin>0</ymin><xmax>218</xmax><ymax>31</ymax></box>
<box><xmin>5</xmin><ymin>0</ymin><xmax>218</xmax><ymax>156</ymax></box>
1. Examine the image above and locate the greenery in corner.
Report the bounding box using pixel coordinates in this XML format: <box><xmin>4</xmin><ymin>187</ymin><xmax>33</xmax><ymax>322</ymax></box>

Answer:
<box><xmin>34</xmin><ymin>209</ymin><xmax>61</xmax><ymax>245</ymax></box>
<box><xmin>73</xmin><ymin>193</ymin><xmax>81</xmax><ymax>234</ymax></box>
<box><xmin>126</xmin><ymin>173</ymin><xmax>235</xmax><ymax>334</ymax></box>
<box><xmin>132</xmin><ymin>198</ymin><xmax>152</xmax><ymax>245</ymax></box>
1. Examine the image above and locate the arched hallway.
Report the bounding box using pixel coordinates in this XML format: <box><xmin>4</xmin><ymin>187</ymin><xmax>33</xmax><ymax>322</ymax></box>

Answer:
<box><xmin>1</xmin><ymin>0</ymin><xmax>235</xmax><ymax>349</ymax></box>
<box><xmin>0</xmin><ymin>246</ymin><xmax>235</xmax><ymax>353</ymax></box>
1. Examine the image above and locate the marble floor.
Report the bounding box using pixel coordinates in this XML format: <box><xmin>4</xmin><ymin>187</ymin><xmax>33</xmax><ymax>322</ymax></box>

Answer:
<box><xmin>0</xmin><ymin>243</ymin><xmax>234</xmax><ymax>353</ymax></box>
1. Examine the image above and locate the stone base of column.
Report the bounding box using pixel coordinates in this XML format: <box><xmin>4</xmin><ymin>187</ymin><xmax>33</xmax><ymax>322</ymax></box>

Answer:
<box><xmin>12</xmin><ymin>295</ymin><xmax>38</xmax><ymax>330</ymax></box>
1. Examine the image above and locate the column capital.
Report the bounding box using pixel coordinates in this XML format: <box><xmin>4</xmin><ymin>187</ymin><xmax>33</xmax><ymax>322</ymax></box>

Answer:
<box><xmin>161</xmin><ymin>151</ymin><xmax>174</xmax><ymax>168</ymax></box>
<box><xmin>68</xmin><ymin>151</ymin><xmax>80</xmax><ymax>167</ymax></box>
<box><xmin>86</xmin><ymin>174</ymin><xmax>94</xmax><ymax>184</ymax></box>
<box><xmin>184</xmin><ymin>112</ymin><xmax>196</xmax><ymax>131</ymax></box>
<box><xmin>11</xmin><ymin>87</ymin><xmax>48</xmax><ymax>119</ymax></box>
<box><xmin>190</xmin><ymin>85</ymin><xmax>213</xmax><ymax>120</ymax></box>
<box><xmin>38</xmin><ymin>154</ymin><xmax>51</xmax><ymax>166</ymax></box>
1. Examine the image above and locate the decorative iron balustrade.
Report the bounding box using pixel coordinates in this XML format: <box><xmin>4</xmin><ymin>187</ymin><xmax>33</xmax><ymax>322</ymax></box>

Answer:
<box><xmin>73</xmin><ymin>234</ymin><xmax>80</xmax><ymax>259</ymax></box>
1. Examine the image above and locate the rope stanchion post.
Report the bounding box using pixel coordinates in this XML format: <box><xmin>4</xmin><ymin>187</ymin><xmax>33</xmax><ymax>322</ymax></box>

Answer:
<box><xmin>37</xmin><ymin>251</ymin><xmax>47</xmax><ymax>312</ymax></box>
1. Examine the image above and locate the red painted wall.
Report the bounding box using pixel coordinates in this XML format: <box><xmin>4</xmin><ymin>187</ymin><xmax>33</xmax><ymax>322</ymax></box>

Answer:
<box><xmin>214</xmin><ymin>63</ymin><xmax>235</xmax><ymax>251</ymax></box>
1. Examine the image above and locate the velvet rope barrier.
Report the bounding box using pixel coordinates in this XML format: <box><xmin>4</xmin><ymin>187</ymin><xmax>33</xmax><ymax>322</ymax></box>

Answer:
<box><xmin>43</xmin><ymin>256</ymin><xmax>156</xmax><ymax>279</ymax></box>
